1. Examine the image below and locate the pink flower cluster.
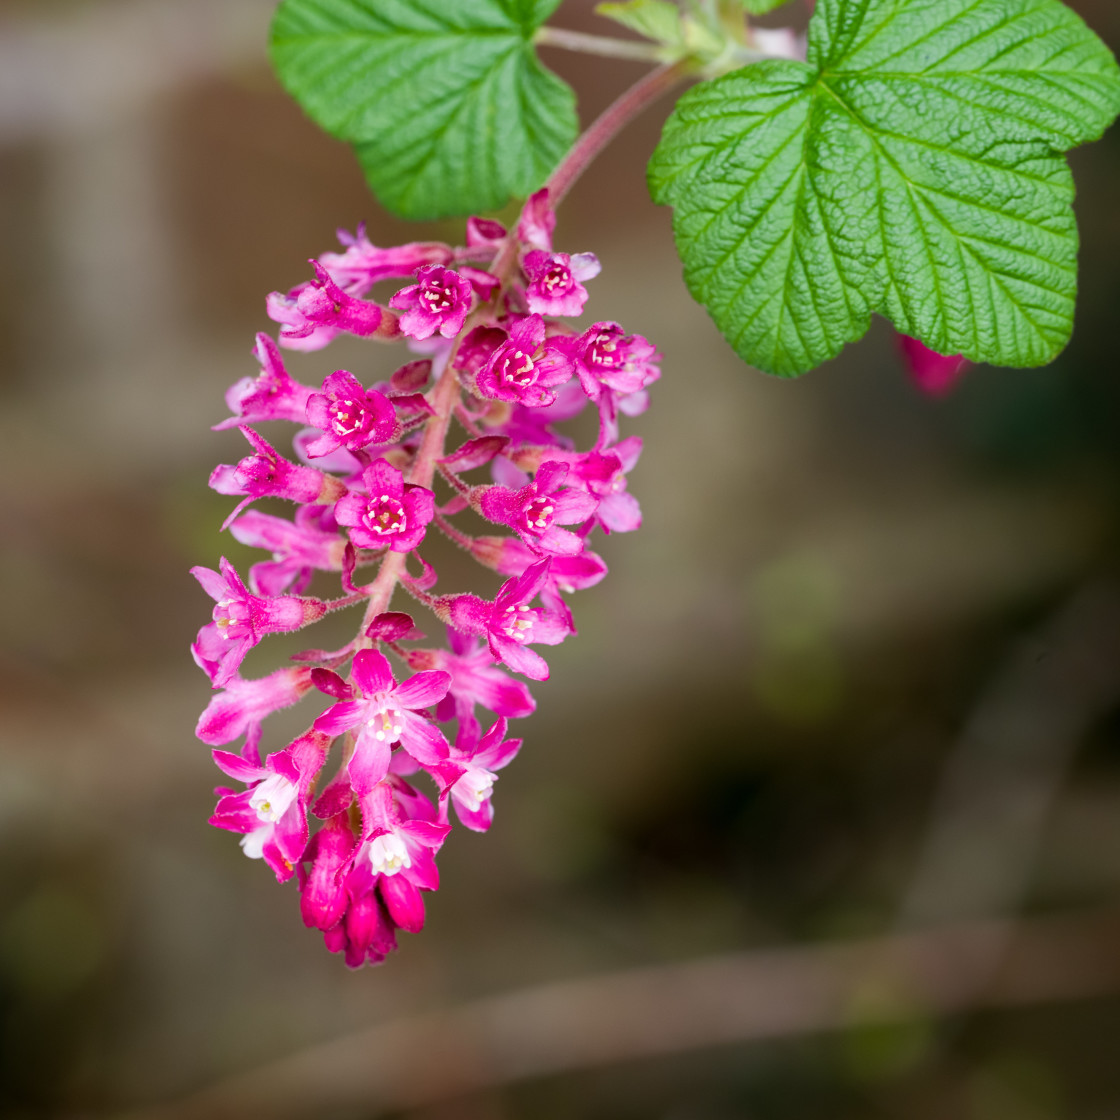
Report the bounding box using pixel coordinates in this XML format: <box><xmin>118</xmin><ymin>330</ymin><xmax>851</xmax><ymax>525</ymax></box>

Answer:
<box><xmin>192</xmin><ymin>190</ymin><xmax>659</xmax><ymax>967</ymax></box>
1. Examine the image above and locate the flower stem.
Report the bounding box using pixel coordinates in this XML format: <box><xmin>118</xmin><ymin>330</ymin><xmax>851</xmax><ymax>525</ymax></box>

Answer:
<box><xmin>545</xmin><ymin>57</ymin><xmax>696</xmax><ymax>208</ymax></box>
<box><xmin>355</xmin><ymin>350</ymin><xmax>460</xmax><ymax>642</ymax></box>
<box><xmin>534</xmin><ymin>26</ymin><xmax>670</xmax><ymax>63</ymax></box>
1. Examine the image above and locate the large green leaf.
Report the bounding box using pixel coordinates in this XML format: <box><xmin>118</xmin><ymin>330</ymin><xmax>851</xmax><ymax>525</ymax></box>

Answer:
<box><xmin>649</xmin><ymin>0</ymin><xmax>1120</xmax><ymax>376</ymax></box>
<box><xmin>270</xmin><ymin>0</ymin><xmax>578</xmax><ymax>219</ymax></box>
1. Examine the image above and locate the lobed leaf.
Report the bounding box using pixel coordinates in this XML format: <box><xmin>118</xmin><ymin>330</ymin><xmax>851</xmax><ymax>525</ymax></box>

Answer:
<box><xmin>270</xmin><ymin>0</ymin><xmax>578</xmax><ymax>219</ymax></box>
<box><xmin>649</xmin><ymin>0</ymin><xmax>1120</xmax><ymax>376</ymax></box>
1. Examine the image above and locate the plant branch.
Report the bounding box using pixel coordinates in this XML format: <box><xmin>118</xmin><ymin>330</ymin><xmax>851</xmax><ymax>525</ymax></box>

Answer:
<box><xmin>534</xmin><ymin>26</ymin><xmax>670</xmax><ymax>62</ymax></box>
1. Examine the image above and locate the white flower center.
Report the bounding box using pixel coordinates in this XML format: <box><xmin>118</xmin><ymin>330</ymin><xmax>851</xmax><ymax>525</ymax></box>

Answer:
<box><xmin>330</xmin><ymin>398</ymin><xmax>370</xmax><ymax>437</ymax></box>
<box><xmin>366</xmin><ymin>703</ymin><xmax>404</xmax><ymax>743</ymax></box>
<box><xmin>524</xmin><ymin>498</ymin><xmax>554</xmax><ymax>531</ymax></box>
<box><xmin>363</xmin><ymin>494</ymin><xmax>406</xmax><ymax>535</ymax></box>
<box><xmin>455</xmin><ymin>768</ymin><xmax>496</xmax><ymax>813</ymax></box>
<box><xmin>249</xmin><ymin>773</ymin><xmax>298</xmax><ymax>823</ymax></box>
<box><xmin>502</xmin><ymin>604</ymin><xmax>534</xmax><ymax>642</ymax></box>
<box><xmin>367</xmin><ymin>831</ymin><xmax>411</xmax><ymax>876</ymax></box>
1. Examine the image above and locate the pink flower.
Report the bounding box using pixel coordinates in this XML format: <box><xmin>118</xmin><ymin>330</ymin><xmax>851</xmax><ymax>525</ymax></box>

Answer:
<box><xmin>267</xmin><ymin>261</ymin><xmax>400</xmax><ymax>351</ymax></box>
<box><xmin>474</xmin><ymin>461</ymin><xmax>598</xmax><ymax>557</ymax></box>
<box><xmin>405</xmin><ymin>627</ymin><xmax>536</xmax><ymax>722</ymax></box>
<box><xmin>470</xmin><ymin>536</ymin><xmax>608</xmax><ymax>593</ymax></box>
<box><xmin>441</xmin><ymin>559</ymin><xmax>573</xmax><ymax>680</ymax></box>
<box><xmin>565</xmin><ymin>321</ymin><xmax>659</xmax><ymax>402</ymax></box>
<box><xmin>433</xmin><ymin>716</ymin><xmax>522</xmax><ymax>832</ymax></box>
<box><xmin>312</xmin><ymin>650</ymin><xmax>450</xmax><ymax>794</ymax></box>
<box><xmin>326</xmin><ymin>877</ymin><xmax>401</xmax><ymax>968</ymax></box>
<box><xmin>522</xmin><ymin>250</ymin><xmax>600</xmax><ymax>317</ymax></box>
<box><xmin>304</xmin><ymin>370</ymin><xmax>399</xmax><ymax>458</ymax></box>
<box><xmin>195</xmin><ymin>666</ymin><xmax>315</xmax><ymax>746</ymax></box>
<box><xmin>299</xmin><ymin>812</ymin><xmax>357</xmax><ymax>933</ymax></box>
<box><xmin>354</xmin><ymin>779</ymin><xmax>449</xmax><ymax>895</ymax></box>
<box><xmin>898</xmin><ymin>334</ymin><xmax>970</xmax><ymax>397</ymax></box>
<box><xmin>466</xmin><ymin>216</ymin><xmax>506</xmax><ymax>249</ymax></box>
<box><xmin>319</xmin><ymin>228</ymin><xmax>453</xmax><ymax>290</ymax></box>
<box><xmin>210</xmin><ymin>730</ymin><xmax>330</xmax><ymax>881</ymax></box>
<box><xmin>191</xmin><ymin>558</ymin><xmax>326</xmax><ymax>687</ymax></box>
<box><xmin>389</xmin><ymin>265</ymin><xmax>476</xmax><ymax>340</ymax></box>
<box><xmin>308</xmin><ymin>779</ymin><xmax>448</xmax><ymax>966</ymax></box>
<box><xmin>228</xmin><ymin>507</ymin><xmax>346</xmax><ymax>596</ymax></box>
<box><xmin>210</xmin><ymin>426</ymin><xmax>346</xmax><ymax>526</ymax></box>
<box><xmin>334</xmin><ymin>459</ymin><xmax>435</xmax><ymax>553</ymax></box>
<box><xmin>215</xmin><ymin>333</ymin><xmax>315</xmax><ymax>430</ymax></box>
<box><xmin>517</xmin><ymin>188</ymin><xmax>555</xmax><ymax>252</ymax></box>
<box><xmin>474</xmin><ymin>315</ymin><xmax>573</xmax><ymax>408</ymax></box>
<box><xmin>538</xmin><ymin>441</ymin><xmax>643</xmax><ymax>534</ymax></box>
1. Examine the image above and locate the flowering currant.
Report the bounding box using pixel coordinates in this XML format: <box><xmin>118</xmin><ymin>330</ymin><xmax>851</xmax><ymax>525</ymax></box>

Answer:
<box><xmin>193</xmin><ymin>179</ymin><xmax>655</xmax><ymax>965</ymax></box>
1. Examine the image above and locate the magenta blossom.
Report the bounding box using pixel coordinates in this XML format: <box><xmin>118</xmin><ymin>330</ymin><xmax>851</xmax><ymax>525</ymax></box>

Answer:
<box><xmin>466</xmin><ymin>215</ymin><xmax>506</xmax><ymax>249</ymax></box>
<box><xmin>210</xmin><ymin>730</ymin><xmax>330</xmax><ymax>880</ymax></box>
<box><xmin>471</xmin><ymin>535</ymin><xmax>608</xmax><ymax>593</ymax></box>
<box><xmin>300</xmin><ymin>812</ymin><xmax>358</xmax><ymax>933</ymax></box>
<box><xmin>210</xmin><ymin>426</ymin><xmax>346</xmax><ymax>526</ymax></box>
<box><xmin>191</xmin><ymin>558</ymin><xmax>325</xmax><ymax>687</ymax></box>
<box><xmin>474</xmin><ymin>461</ymin><xmax>598</xmax><ymax>557</ymax></box>
<box><xmin>310</xmin><ymin>845</ymin><xmax>405</xmax><ymax>969</ymax></box>
<box><xmin>216</xmin><ymin>333</ymin><xmax>315</xmax><ymax>430</ymax></box>
<box><xmin>517</xmin><ymin>188</ymin><xmax>556</xmax><ymax>252</ymax></box>
<box><xmin>441</xmin><ymin>560</ymin><xmax>573</xmax><ymax>680</ymax></box>
<box><xmin>389</xmin><ymin>265</ymin><xmax>477</xmax><ymax>340</ymax></box>
<box><xmin>522</xmin><ymin>250</ymin><xmax>601</xmax><ymax>317</ymax></box>
<box><xmin>196</xmin><ymin>666</ymin><xmax>315</xmax><ymax>747</ymax></box>
<box><xmin>405</xmin><ymin>626</ymin><xmax>536</xmax><ymax>722</ymax></box>
<box><xmin>473</xmin><ymin>315</ymin><xmax>573</xmax><ymax>408</ymax></box>
<box><xmin>433</xmin><ymin>716</ymin><xmax>522</xmax><ymax>832</ymax></box>
<box><xmin>228</xmin><ymin>507</ymin><xmax>346</xmax><ymax>597</ymax></box>
<box><xmin>267</xmin><ymin>261</ymin><xmax>400</xmax><ymax>351</ymax></box>
<box><xmin>309</xmin><ymin>779</ymin><xmax>447</xmax><ymax>966</ymax></box>
<box><xmin>327</xmin><ymin>880</ymin><xmax>401</xmax><ymax>968</ymax></box>
<box><xmin>565</xmin><ymin>320</ymin><xmax>660</xmax><ymax>402</ymax></box>
<box><xmin>531</xmin><ymin>441</ymin><xmax>643</xmax><ymax>535</ymax></box>
<box><xmin>354</xmin><ymin>779</ymin><xmax>449</xmax><ymax>896</ymax></box>
<box><xmin>318</xmin><ymin>228</ymin><xmax>453</xmax><ymax>290</ymax></box>
<box><xmin>312</xmin><ymin>650</ymin><xmax>450</xmax><ymax>794</ymax></box>
<box><xmin>334</xmin><ymin>459</ymin><xmax>435</xmax><ymax>553</ymax></box>
<box><xmin>304</xmin><ymin>370</ymin><xmax>399</xmax><ymax>458</ymax></box>
<box><xmin>898</xmin><ymin>334</ymin><xmax>970</xmax><ymax>397</ymax></box>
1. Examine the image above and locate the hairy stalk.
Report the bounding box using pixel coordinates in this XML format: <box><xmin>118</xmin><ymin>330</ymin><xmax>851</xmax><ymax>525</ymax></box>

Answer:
<box><xmin>546</xmin><ymin>58</ymin><xmax>696</xmax><ymax>207</ymax></box>
<box><xmin>534</xmin><ymin>26</ymin><xmax>670</xmax><ymax>62</ymax></box>
<box><xmin>355</xmin><ymin>352</ymin><xmax>458</xmax><ymax>642</ymax></box>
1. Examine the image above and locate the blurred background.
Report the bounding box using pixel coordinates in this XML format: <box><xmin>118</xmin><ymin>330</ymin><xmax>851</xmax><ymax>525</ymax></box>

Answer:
<box><xmin>2</xmin><ymin>0</ymin><xmax>1120</xmax><ymax>1116</ymax></box>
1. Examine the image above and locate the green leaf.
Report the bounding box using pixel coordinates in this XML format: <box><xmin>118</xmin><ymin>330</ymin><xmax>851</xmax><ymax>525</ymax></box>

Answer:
<box><xmin>648</xmin><ymin>0</ymin><xmax>1120</xmax><ymax>376</ymax></box>
<box><xmin>596</xmin><ymin>0</ymin><xmax>683</xmax><ymax>45</ymax></box>
<box><xmin>270</xmin><ymin>0</ymin><xmax>578</xmax><ymax>220</ymax></box>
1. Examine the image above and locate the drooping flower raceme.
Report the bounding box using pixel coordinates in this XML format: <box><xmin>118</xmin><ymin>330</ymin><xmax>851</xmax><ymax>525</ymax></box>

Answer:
<box><xmin>192</xmin><ymin>189</ymin><xmax>659</xmax><ymax>966</ymax></box>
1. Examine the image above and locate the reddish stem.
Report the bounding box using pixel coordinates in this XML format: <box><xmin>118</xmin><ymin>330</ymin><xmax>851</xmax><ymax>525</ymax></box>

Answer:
<box><xmin>545</xmin><ymin>58</ymin><xmax>695</xmax><ymax>208</ymax></box>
